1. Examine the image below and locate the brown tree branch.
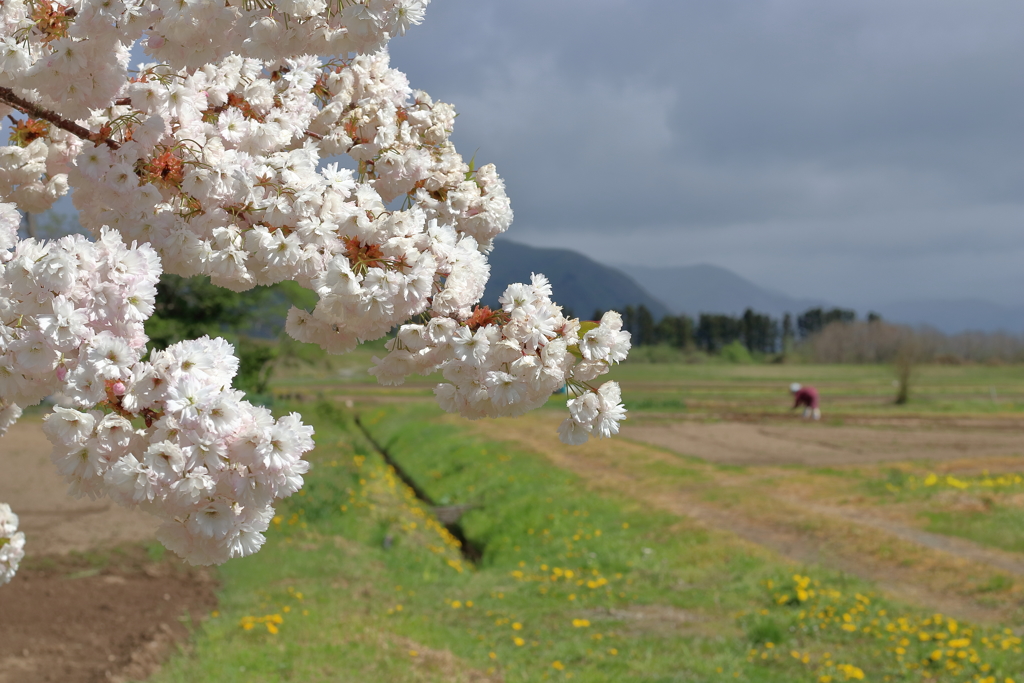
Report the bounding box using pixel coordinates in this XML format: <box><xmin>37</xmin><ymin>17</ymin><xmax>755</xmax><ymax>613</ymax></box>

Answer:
<box><xmin>0</xmin><ymin>86</ymin><xmax>120</xmax><ymax>149</ymax></box>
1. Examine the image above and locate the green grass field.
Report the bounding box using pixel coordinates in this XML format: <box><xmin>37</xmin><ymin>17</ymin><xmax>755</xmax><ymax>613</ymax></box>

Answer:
<box><xmin>271</xmin><ymin>347</ymin><xmax>1024</xmax><ymax>420</ymax></box>
<box><xmin>603</xmin><ymin>362</ymin><xmax>1024</xmax><ymax>418</ymax></box>
<box><xmin>145</xmin><ymin>358</ymin><xmax>1024</xmax><ymax>682</ymax></box>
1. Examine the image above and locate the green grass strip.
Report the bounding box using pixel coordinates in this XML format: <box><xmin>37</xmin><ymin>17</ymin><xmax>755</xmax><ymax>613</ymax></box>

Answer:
<box><xmin>148</xmin><ymin>400</ymin><xmax>1024</xmax><ymax>683</ymax></box>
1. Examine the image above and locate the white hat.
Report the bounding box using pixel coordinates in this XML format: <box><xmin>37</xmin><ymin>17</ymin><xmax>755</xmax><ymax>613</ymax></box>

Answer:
<box><xmin>790</xmin><ymin>383</ymin><xmax>802</xmax><ymax>393</ymax></box>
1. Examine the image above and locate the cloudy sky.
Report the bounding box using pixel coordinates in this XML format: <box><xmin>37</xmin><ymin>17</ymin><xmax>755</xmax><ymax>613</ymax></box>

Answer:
<box><xmin>390</xmin><ymin>0</ymin><xmax>1024</xmax><ymax>308</ymax></box>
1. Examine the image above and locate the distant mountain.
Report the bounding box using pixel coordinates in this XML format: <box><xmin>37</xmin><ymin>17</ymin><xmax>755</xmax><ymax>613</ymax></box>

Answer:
<box><xmin>875</xmin><ymin>299</ymin><xmax>1024</xmax><ymax>335</ymax></box>
<box><xmin>622</xmin><ymin>263</ymin><xmax>827</xmax><ymax>318</ymax></box>
<box><xmin>483</xmin><ymin>240</ymin><xmax>670</xmax><ymax>319</ymax></box>
<box><xmin>623</xmin><ymin>262</ymin><xmax>1024</xmax><ymax>333</ymax></box>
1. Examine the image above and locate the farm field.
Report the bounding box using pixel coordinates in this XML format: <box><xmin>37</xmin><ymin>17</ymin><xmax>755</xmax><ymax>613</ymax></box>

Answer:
<box><xmin>3</xmin><ymin>362</ymin><xmax>1024</xmax><ymax>681</ymax></box>
<box><xmin>274</xmin><ymin>348</ymin><xmax>1024</xmax><ymax>418</ymax></box>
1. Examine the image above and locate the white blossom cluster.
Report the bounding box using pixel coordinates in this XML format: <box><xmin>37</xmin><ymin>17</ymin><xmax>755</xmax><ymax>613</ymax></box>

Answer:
<box><xmin>0</xmin><ymin>502</ymin><xmax>25</xmax><ymax>586</ymax></box>
<box><xmin>370</xmin><ymin>274</ymin><xmax>631</xmax><ymax>444</ymax></box>
<box><xmin>0</xmin><ymin>202</ymin><xmax>157</xmax><ymax>431</ymax></box>
<box><xmin>0</xmin><ymin>200</ymin><xmax>314</xmax><ymax>566</ymax></box>
<box><xmin>60</xmin><ymin>51</ymin><xmax>511</xmax><ymax>353</ymax></box>
<box><xmin>43</xmin><ymin>339</ymin><xmax>313</xmax><ymax>566</ymax></box>
<box><xmin>0</xmin><ymin>136</ymin><xmax>73</xmax><ymax>215</ymax></box>
<box><xmin>0</xmin><ymin>0</ymin><xmax>632</xmax><ymax>584</ymax></box>
<box><xmin>0</xmin><ymin>0</ymin><xmax>428</xmax><ymax>119</ymax></box>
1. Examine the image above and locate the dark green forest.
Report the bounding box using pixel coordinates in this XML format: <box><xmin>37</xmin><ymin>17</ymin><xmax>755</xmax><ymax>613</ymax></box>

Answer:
<box><xmin>596</xmin><ymin>305</ymin><xmax>860</xmax><ymax>356</ymax></box>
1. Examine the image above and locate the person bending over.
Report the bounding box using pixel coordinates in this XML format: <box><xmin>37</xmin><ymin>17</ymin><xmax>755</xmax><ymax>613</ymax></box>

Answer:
<box><xmin>790</xmin><ymin>383</ymin><xmax>820</xmax><ymax>420</ymax></box>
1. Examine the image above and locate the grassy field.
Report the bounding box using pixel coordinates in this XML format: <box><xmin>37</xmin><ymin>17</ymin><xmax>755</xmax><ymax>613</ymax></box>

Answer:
<box><xmin>603</xmin><ymin>362</ymin><xmax>1024</xmax><ymax>418</ymax></box>
<box><xmin>270</xmin><ymin>346</ymin><xmax>1024</xmax><ymax>419</ymax></box>
<box><xmin>859</xmin><ymin>468</ymin><xmax>1024</xmax><ymax>557</ymax></box>
<box><xmin>145</xmin><ymin>371</ymin><xmax>1024</xmax><ymax>682</ymax></box>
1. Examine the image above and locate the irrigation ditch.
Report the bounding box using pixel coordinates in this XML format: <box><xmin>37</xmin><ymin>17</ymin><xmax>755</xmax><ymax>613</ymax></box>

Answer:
<box><xmin>353</xmin><ymin>414</ymin><xmax>484</xmax><ymax>563</ymax></box>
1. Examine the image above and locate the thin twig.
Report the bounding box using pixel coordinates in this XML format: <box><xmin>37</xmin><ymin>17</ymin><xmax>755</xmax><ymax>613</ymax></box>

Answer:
<box><xmin>0</xmin><ymin>86</ymin><xmax>120</xmax><ymax>149</ymax></box>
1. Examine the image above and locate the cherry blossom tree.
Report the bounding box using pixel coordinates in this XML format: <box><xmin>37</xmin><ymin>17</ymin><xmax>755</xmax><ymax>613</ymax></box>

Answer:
<box><xmin>0</xmin><ymin>0</ymin><xmax>630</xmax><ymax>584</ymax></box>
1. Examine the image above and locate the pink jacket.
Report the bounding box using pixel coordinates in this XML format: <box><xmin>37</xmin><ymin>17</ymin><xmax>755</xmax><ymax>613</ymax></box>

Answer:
<box><xmin>793</xmin><ymin>386</ymin><xmax>819</xmax><ymax>409</ymax></box>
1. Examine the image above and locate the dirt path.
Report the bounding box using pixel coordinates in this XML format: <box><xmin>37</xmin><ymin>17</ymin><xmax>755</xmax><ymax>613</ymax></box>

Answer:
<box><xmin>795</xmin><ymin>500</ymin><xmax>1024</xmax><ymax>577</ymax></box>
<box><xmin>0</xmin><ymin>418</ymin><xmax>159</xmax><ymax>555</ymax></box>
<box><xmin>0</xmin><ymin>419</ymin><xmax>216</xmax><ymax>683</ymax></box>
<box><xmin>468</xmin><ymin>414</ymin><xmax>1024</xmax><ymax>624</ymax></box>
<box><xmin>0</xmin><ymin>548</ymin><xmax>216</xmax><ymax>683</ymax></box>
<box><xmin>620</xmin><ymin>418</ymin><xmax>1024</xmax><ymax>466</ymax></box>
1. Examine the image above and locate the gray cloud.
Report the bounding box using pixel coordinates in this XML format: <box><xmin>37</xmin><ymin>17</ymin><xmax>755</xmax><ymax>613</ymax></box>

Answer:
<box><xmin>391</xmin><ymin>0</ymin><xmax>1024</xmax><ymax>306</ymax></box>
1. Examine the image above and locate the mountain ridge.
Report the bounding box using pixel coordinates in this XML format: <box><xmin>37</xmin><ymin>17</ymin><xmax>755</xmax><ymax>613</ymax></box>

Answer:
<box><xmin>482</xmin><ymin>240</ymin><xmax>670</xmax><ymax>319</ymax></box>
<box><xmin>485</xmin><ymin>241</ymin><xmax>1022</xmax><ymax>334</ymax></box>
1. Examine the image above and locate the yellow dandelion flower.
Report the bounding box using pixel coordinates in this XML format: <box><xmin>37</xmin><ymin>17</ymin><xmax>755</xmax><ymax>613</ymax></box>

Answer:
<box><xmin>552</xmin><ymin>661</ymin><xmax>565</xmax><ymax>670</ymax></box>
<box><xmin>513</xmin><ymin>637</ymin><xmax>525</xmax><ymax>646</ymax></box>
<box><xmin>609</xmin><ymin>648</ymin><xmax>618</xmax><ymax>656</ymax></box>
<box><xmin>836</xmin><ymin>664</ymin><xmax>864</xmax><ymax>680</ymax></box>
<box><xmin>572</xmin><ymin>619</ymin><xmax>591</xmax><ymax>628</ymax></box>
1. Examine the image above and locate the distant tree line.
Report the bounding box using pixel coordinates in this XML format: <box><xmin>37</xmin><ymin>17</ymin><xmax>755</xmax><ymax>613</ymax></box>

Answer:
<box><xmin>602</xmin><ymin>304</ymin><xmax>1024</xmax><ymax>364</ymax></box>
<box><xmin>600</xmin><ymin>305</ymin><xmax>859</xmax><ymax>355</ymax></box>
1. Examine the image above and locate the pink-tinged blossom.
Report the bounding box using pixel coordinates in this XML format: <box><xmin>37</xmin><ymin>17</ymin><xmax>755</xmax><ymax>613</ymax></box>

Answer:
<box><xmin>39</xmin><ymin>337</ymin><xmax>316</xmax><ymax>565</ymax></box>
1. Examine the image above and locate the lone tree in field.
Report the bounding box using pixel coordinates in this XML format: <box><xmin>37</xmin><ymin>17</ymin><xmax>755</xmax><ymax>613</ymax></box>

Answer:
<box><xmin>894</xmin><ymin>339</ymin><xmax>918</xmax><ymax>405</ymax></box>
<box><xmin>0</xmin><ymin>0</ymin><xmax>631</xmax><ymax>584</ymax></box>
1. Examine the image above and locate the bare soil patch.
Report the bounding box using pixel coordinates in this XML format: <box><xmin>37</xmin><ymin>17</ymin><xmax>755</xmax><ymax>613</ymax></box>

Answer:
<box><xmin>389</xmin><ymin>635</ymin><xmax>504</xmax><ymax>683</ymax></box>
<box><xmin>620</xmin><ymin>418</ymin><xmax>1024</xmax><ymax>466</ymax></box>
<box><xmin>0</xmin><ymin>420</ymin><xmax>216</xmax><ymax>682</ymax></box>
<box><xmin>0</xmin><ymin>546</ymin><xmax>217</xmax><ymax>683</ymax></box>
